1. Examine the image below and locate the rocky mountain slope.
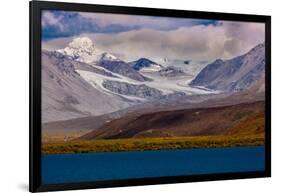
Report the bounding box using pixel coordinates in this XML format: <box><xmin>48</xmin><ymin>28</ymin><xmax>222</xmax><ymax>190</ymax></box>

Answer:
<box><xmin>97</xmin><ymin>59</ymin><xmax>151</xmax><ymax>82</ymax></box>
<box><xmin>190</xmin><ymin>43</ymin><xmax>265</xmax><ymax>92</ymax></box>
<box><xmin>42</xmin><ymin>51</ymin><xmax>132</xmax><ymax>122</ymax></box>
<box><xmin>102</xmin><ymin>80</ymin><xmax>163</xmax><ymax>99</ymax></box>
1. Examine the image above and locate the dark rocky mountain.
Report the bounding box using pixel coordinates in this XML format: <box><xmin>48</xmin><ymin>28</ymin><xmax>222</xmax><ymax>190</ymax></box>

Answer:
<box><xmin>129</xmin><ymin>58</ymin><xmax>163</xmax><ymax>71</ymax></box>
<box><xmin>190</xmin><ymin>43</ymin><xmax>265</xmax><ymax>92</ymax></box>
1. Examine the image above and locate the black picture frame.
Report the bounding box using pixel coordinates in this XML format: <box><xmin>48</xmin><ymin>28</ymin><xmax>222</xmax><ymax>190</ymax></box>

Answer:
<box><xmin>29</xmin><ymin>1</ymin><xmax>271</xmax><ymax>192</ymax></box>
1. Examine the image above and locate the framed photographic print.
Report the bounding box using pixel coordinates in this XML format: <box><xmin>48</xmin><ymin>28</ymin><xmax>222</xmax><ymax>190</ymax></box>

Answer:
<box><xmin>30</xmin><ymin>1</ymin><xmax>271</xmax><ymax>192</ymax></box>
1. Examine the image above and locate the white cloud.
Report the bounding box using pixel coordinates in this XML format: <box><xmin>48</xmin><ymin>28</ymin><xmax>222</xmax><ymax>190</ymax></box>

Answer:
<box><xmin>222</xmin><ymin>21</ymin><xmax>265</xmax><ymax>57</ymax></box>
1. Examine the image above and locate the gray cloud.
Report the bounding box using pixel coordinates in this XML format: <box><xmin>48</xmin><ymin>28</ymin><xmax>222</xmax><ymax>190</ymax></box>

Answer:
<box><xmin>43</xmin><ymin>21</ymin><xmax>265</xmax><ymax>63</ymax></box>
<box><xmin>222</xmin><ymin>21</ymin><xmax>265</xmax><ymax>57</ymax></box>
<box><xmin>79</xmin><ymin>12</ymin><xmax>217</xmax><ymax>30</ymax></box>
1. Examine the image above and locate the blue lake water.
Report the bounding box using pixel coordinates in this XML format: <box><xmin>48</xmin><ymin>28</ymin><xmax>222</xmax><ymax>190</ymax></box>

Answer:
<box><xmin>42</xmin><ymin>146</ymin><xmax>265</xmax><ymax>184</ymax></box>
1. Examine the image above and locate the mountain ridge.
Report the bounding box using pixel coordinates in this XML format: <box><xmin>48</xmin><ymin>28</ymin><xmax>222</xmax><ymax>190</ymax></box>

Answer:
<box><xmin>190</xmin><ymin>43</ymin><xmax>265</xmax><ymax>92</ymax></box>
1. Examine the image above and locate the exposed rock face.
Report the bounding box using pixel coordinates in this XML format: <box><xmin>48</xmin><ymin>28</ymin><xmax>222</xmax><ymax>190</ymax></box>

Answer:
<box><xmin>159</xmin><ymin>66</ymin><xmax>187</xmax><ymax>77</ymax></box>
<box><xmin>190</xmin><ymin>43</ymin><xmax>265</xmax><ymax>92</ymax></box>
<box><xmin>98</xmin><ymin>60</ymin><xmax>152</xmax><ymax>82</ymax></box>
<box><xmin>158</xmin><ymin>92</ymin><xmax>187</xmax><ymax>100</ymax></box>
<box><xmin>229</xmin><ymin>59</ymin><xmax>265</xmax><ymax>91</ymax></box>
<box><xmin>102</xmin><ymin>80</ymin><xmax>163</xmax><ymax>99</ymax></box>
<box><xmin>73</xmin><ymin>60</ymin><xmax>118</xmax><ymax>78</ymax></box>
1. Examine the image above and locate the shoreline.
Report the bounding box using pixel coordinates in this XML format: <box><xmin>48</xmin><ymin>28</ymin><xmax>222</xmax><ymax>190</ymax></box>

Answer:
<box><xmin>42</xmin><ymin>134</ymin><xmax>264</xmax><ymax>155</ymax></box>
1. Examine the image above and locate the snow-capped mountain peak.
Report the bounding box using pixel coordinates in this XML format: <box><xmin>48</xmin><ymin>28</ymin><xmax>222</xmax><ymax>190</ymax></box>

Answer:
<box><xmin>57</xmin><ymin>37</ymin><xmax>103</xmax><ymax>63</ymax></box>
<box><xmin>100</xmin><ymin>52</ymin><xmax>120</xmax><ymax>62</ymax></box>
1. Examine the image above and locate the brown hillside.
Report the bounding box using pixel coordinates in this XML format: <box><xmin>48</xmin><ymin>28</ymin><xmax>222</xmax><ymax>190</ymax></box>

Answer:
<box><xmin>79</xmin><ymin>101</ymin><xmax>265</xmax><ymax>140</ymax></box>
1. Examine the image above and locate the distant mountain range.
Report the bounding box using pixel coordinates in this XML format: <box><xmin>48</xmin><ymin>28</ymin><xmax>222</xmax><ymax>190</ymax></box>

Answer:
<box><xmin>190</xmin><ymin>43</ymin><xmax>265</xmax><ymax>92</ymax></box>
<box><xmin>42</xmin><ymin>37</ymin><xmax>265</xmax><ymax>123</ymax></box>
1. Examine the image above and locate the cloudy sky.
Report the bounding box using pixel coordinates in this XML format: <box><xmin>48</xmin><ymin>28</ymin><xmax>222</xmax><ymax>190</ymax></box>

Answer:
<box><xmin>42</xmin><ymin>10</ymin><xmax>265</xmax><ymax>62</ymax></box>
